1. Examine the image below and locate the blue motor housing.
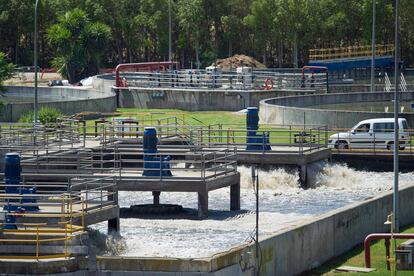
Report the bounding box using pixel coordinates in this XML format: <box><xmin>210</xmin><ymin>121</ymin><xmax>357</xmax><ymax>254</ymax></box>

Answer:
<box><xmin>143</xmin><ymin>127</ymin><xmax>158</xmax><ymax>154</ymax></box>
<box><xmin>20</xmin><ymin>187</ymin><xmax>39</xmax><ymax>211</ymax></box>
<box><xmin>245</xmin><ymin>107</ymin><xmax>271</xmax><ymax>151</ymax></box>
<box><xmin>143</xmin><ymin>155</ymin><xmax>173</xmax><ymax>177</ymax></box>
<box><xmin>142</xmin><ymin>127</ymin><xmax>172</xmax><ymax>177</ymax></box>
<box><xmin>246</xmin><ymin>107</ymin><xmax>259</xmax><ymax>131</ymax></box>
<box><xmin>3</xmin><ymin>211</ymin><xmax>17</xmax><ymax>230</ymax></box>
<box><xmin>3</xmin><ymin>153</ymin><xmax>39</xmax><ymax>211</ymax></box>
<box><xmin>246</xmin><ymin>131</ymin><xmax>272</xmax><ymax>151</ymax></box>
<box><xmin>5</xmin><ymin>153</ymin><xmax>21</xmax><ymax>194</ymax></box>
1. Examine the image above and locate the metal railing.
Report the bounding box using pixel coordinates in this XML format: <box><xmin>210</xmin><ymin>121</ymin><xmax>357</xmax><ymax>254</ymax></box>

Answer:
<box><xmin>96</xmin><ymin>144</ymin><xmax>238</xmax><ymax>181</ymax></box>
<box><xmin>189</xmin><ymin>124</ymin><xmax>328</xmax><ymax>154</ymax></box>
<box><xmin>309</xmin><ymin>44</ymin><xmax>394</xmax><ymax>60</ymax></box>
<box><xmin>0</xmin><ymin>122</ymin><xmax>82</xmax><ymax>148</ymax></box>
<box><xmin>114</xmin><ymin>70</ymin><xmax>328</xmax><ymax>91</ymax></box>
<box><xmin>0</xmin><ymin>176</ymin><xmax>118</xmax><ymax>214</ymax></box>
<box><xmin>0</xmin><ymin>193</ymin><xmax>85</xmax><ymax>260</ymax></box>
<box><xmin>69</xmin><ymin>176</ymin><xmax>118</xmax><ymax>212</ymax></box>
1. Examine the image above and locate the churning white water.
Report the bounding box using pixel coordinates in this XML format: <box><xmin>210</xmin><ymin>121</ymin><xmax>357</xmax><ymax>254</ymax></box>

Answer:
<box><xmin>90</xmin><ymin>163</ymin><xmax>414</xmax><ymax>258</ymax></box>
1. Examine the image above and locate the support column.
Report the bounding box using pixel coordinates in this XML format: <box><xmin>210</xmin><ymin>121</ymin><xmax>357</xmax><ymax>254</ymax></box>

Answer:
<box><xmin>152</xmin><ymin>191</ymin><xmax>160</xmax><ymax>205</ymax></box>
<box><xmin>108</xmin><ymin>190</ymin><xmax>120</xmax><ymax>234</ymax></box>
<box><xmin>198</xmin><ymin>189</ymin><xmax>208</xmax><ymax>218</ymax></box>
<box><xmin>108</xmin><ymin>217</ymin><xmax>120</xmax><ymax>234</ymax></box>
<box><xmin>299</xmin><ymin>164</ymin><xmax>307</xmax><ymax>188</ymax></box>
<box><xmin>230</xmin><ymin>181</ymin><xmax>240</xmax><ymax>211</ymax></box>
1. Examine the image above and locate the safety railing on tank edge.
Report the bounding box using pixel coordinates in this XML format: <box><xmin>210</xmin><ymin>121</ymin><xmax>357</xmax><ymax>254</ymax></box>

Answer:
<box><xmin>0</xmin><ymin>193</ymin><xmax>85</xmax><ymax>260</ymax></box>
<box><xmin>98</xmin><ymin>121</ymin><xmax>205</xmax><ymax>145</ymax></box>
<box><xmin>328</xmin><ymin>127</ymin><xmax>414</xmax><ymax>155</ymax></box>
<box><xmin>0</xmin><ymin>177</ymin><xmax>118</xmax><ymax>215</ymax></box>
<box><xmin>188</xmin><ymin>124</ymin><xmax>328</xmax><ymax>154</ymax></box>
<box><xmin>113</xmin><ymin>70</ymin><xmax>328</xmax><ymax>91</ymax></box>
<box><xmin>69</xmin><ymin>176</ymin><xmax>118</xmax><ymax>213</ymax></box>
<box><xmin>96</xmin><ymin>145</ymin><xmax>238</xmax><ymax>182</ymax></box>
<box><xmin>16</xmin><ymin>148</ymin><xmax>95</xmax><ymax>174</ymax></box>
<box><xmin>309</xmin><ymin>44</ymin><xmax>395</xmax><ymax>61</ymax></box>
<box><xmin>0</xmin><ymin>121</ymin><xmax>83</xmax><ymax>149</ymax></box>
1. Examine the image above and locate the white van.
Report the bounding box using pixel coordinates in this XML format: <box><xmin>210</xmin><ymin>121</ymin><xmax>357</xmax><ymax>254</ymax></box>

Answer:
<box><xmin>328</xmin><ymin>118</ymin><xmax>410</xmax><ymax>150</ymax></box>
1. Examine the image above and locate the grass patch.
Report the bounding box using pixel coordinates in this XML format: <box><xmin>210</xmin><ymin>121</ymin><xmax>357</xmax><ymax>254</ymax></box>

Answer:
<box><xmin>82</xmin><ymin>108</ymin><xmax>323</xmax><ymax>144</ymax></box>
<box><xmin>115</xmin><ymin>108</ymin><xmax>246</xmax><ymax>126</ymax></box>
<box><xmin>304</xmin><ymin>225</ymin><xmax>414</xmax><ymax>276</ymax></box>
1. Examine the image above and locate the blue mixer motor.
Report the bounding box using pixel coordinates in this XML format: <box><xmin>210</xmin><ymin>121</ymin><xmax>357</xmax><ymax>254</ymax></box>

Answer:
<box><xmin>142</xmin><ymin>127</ymin><xmax>172</xmax><ymax>177</ymax></box>
<box><xmin>245</xmin><ymin>107</ymin><xmax>271</xmax><ymax>151</ymax></box>
<box><xmin>3</xmin><ymin>153</ymin><xmax>38</xmax><ymax>212</ymax></box>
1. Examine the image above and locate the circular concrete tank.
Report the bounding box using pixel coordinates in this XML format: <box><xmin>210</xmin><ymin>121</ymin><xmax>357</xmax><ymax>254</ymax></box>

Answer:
<box><xmin>260</xmin><ymin>92</ymin><xmax>414</xmax><ymax>128</ymax></box>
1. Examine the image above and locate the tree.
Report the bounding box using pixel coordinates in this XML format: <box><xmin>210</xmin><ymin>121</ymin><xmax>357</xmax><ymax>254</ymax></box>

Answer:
<box><xmin>245</xmin><ymin>0</ymin><xmax>277</xmax><ymax>65</ymax></box>
<box><xmin>0</xmin><ymin>52</ymin><xmax>15</xmax><ymax>91</ymax></box>
<box><xmin>177</xmin><ymin>0</ymin><xmax>204</xmax><ymax>68</ymax></box>
<box><xmin>135</xmin><ymin>0</ymin><xmax>169</xmax><ymax>61</ymax></box>
<box><xmin>47</xmin><ymin>8</ymin><xmax>111</xmax><ymax>83</ymax></box>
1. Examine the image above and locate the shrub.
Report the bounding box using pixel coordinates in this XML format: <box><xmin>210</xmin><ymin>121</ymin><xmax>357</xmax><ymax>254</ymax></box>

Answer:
<box><xmin>0</xmin><ymin>52</ymin><xmax>15</xmax><ymax>91</ymax></box>
<box><xmin>18</xmin><ymin>107</ymin><xmax>63</xmax><ymax>125</ymax></box>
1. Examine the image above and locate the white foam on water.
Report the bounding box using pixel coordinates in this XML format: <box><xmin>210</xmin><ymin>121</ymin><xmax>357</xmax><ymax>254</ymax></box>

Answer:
<box><xmin>238</xmin><ymin>165</ymin><xmax>300</xmax><ymax>191</ymax></box>
<box><xmin>90</xmin><ymin>163</ymin><xmax>414</xmax><ymax>258</ymax></box>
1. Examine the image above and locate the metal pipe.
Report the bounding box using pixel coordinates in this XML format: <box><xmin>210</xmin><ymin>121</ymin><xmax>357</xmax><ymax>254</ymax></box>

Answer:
<box><xmin>34</xmin><ymin>0</ymin><xmax>39</xmax><ymax>125</ymax></box>
<box><xmin>370</xmin><ymin>0</ymin><xmax>376</xmax><ymax>92</ymax></box>
<box><xmin>393</xmin><ymin>0</ymin><xmax>400</xmax><ymax>233</ymax></box>
<box><xmin>364</xmin><ymin>233</ymin><xmax>414</xmax><ymax>268</ymax></box>
<box><xmin>168</xmin><ymin>0</ymin><xmax>172</xmax><ymax>61</ymax></box>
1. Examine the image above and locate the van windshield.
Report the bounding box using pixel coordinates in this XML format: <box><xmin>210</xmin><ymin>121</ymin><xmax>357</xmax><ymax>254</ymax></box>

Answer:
<box><xmin>402</xmin><ymin>120</ymin><xmax>408</xmax><ymax>130</ymax></box>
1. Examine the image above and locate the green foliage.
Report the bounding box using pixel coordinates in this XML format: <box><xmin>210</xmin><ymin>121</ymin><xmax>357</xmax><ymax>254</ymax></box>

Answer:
<box><xmin>3</xmin><ymin>0</ymin><xmax>414</xmax><ymax>68</ymax></box>
<box><xmin>0</xmin><ymin>52</ymin><xmax>15</xmax><ymax>91</ymax></box>
<box><xmin>18</xmin><ymin>107</ymin><xmax>63</xmax><ymax>125</ymax></box>
<box><xmin>47</xmin><ymin>8</ymin><xmax>111</xmax><ymax>83</ymax></box>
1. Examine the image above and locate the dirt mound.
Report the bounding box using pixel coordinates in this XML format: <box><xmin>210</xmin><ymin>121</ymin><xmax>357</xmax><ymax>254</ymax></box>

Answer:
<box><xmin>212</xmin><ymin>55</ymin><xmax>266</xmax><ymax>70</ymax></box>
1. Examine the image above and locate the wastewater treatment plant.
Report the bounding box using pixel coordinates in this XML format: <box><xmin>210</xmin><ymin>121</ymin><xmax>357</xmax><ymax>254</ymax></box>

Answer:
<box><xmin>2</xmin><ymin>1</ymin><xmax>414</xmax><ymax>275</ymax></box>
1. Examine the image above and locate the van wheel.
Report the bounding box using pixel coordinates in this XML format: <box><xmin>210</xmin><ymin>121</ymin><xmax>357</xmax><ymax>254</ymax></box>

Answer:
<box><xmin>387</xmin><ymin>142</ymin><xmax>395</xmax><ymax>151</ymax></box>
<box><xmin>335</xmin><ymin>141</ymin><xmax>349</xmax><ymax>149</ymax></box>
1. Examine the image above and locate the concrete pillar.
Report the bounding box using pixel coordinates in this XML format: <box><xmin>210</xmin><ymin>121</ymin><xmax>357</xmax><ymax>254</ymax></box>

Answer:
<box><xmin>152</xmin><ymin>191</ymin><xmax>160</xmax><ymax>205</ymax></box>
<box><xmin>108</xmin><ymin>217</ymin><xmax>120</xmax><ymax>234</ymax></box>
<box><xmin>230</xmin><ymin>182</ymin><xmax>240</xmax><ymax>211</ymax></box>
<box><xmin>299</xmin><ymin>165</ymin><xmax>307</xmax><ymax>187</ymax></box>
<box><xmin>198</xmin><ymin>189</ymin><xmax>208</xmax><ymax>218</ymax></box>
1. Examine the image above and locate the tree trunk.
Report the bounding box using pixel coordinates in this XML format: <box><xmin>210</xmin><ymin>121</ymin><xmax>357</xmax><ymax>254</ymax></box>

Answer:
<box><xmin>293</xmin><ymin>32</ymin><xmax>298</xmax><ymax>68</ymax></box>
<box><xmin>181</xmin><ymin>49</ymin><xmax>185</xmax><ymax>69</ymax></box>
<box><xmin>128</xmin><ymin>48</ymin><xmax>132</xmax><ymax>63</ymax></box>
<box><xmin>195</xmin><ymin>40</ymin><xmax>200</xmax><ymax>69</ymax></box>
<box><xmin>278</xmin><ymin>41</ymin><xmax>283</xmax><ymax>68</ymax></box>
<box><xmin>229</xmin><ymin>41</ymin><xmax>232</xmax><ymax>57</ymax></box>
<box><xmin>15</xmin><ymin>40</ymin><xmax>18</xmax><ymax>65</ymax></box>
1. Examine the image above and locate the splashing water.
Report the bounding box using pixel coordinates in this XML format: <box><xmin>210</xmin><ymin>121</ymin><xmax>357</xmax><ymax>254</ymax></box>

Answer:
<box><xmin>89</xmin><ymin>163</ymin><xmax>414</xmax><ymax>258</ymax></box>
<box><xmin>238</xmin><ymin>165</ymin><xmax>300</xmax><ymax>191</ymax></box>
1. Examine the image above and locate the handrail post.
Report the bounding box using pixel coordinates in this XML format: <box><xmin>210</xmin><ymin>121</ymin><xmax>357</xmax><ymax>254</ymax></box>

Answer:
<box><xmin>81</xmin><ymin>196</ymin><xmax>85</xmax><ymax>229</ymax></box>
<box><xmin>36</xmin><ymin>225</ymin><xmax>39</xmax><ymax>260</ymax></box>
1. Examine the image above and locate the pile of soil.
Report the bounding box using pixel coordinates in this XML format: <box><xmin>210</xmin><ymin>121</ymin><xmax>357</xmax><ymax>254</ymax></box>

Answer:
<box><xmin>212</xmin><ymin>55</ymin><xmax>266</xmax><ymax>70</ymax></box>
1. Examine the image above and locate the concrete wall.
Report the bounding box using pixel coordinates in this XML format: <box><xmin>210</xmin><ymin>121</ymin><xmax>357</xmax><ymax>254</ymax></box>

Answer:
<box><xmin>0</xmin><ymin>85</ymin><xmax>117</xmax><ymax>122</ymax></box>
<box><xmin>257</xmin><ymin>183</ymin><xmax>414</xmax><ymax>275</ymax></box>
<box><xmin>329</xmin><ymin>84</ymin><xmax>384</xmax><ymax>93</ymax></box>
<box><xmin>117</xmin><ymin>88</ymin><xmax>316</xmax><ymax>111</ymax></box>
<box><xmin>260</xmin><ymin>92</ymin><xmax>414</xmax><ymax>128</ymax></box>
